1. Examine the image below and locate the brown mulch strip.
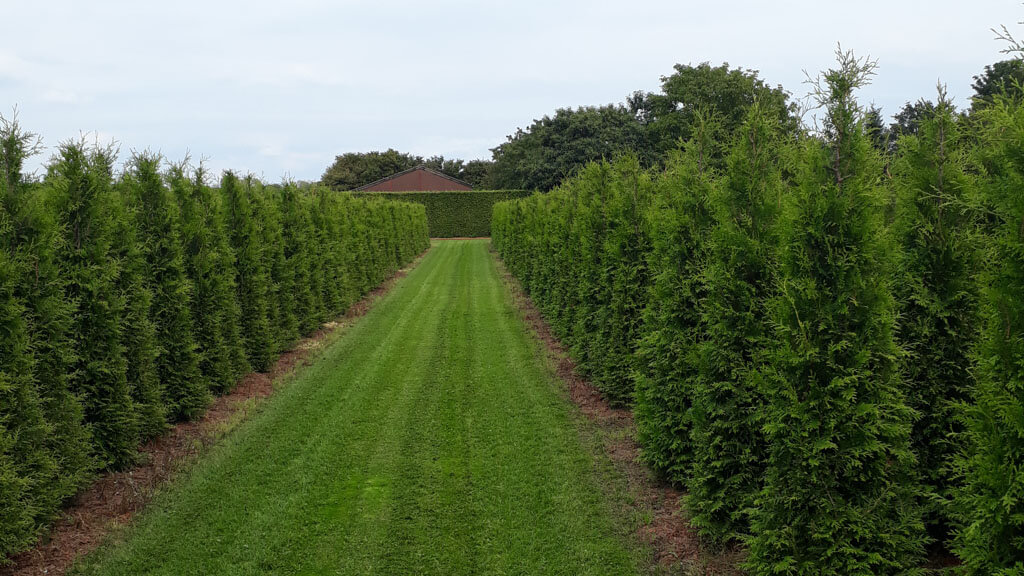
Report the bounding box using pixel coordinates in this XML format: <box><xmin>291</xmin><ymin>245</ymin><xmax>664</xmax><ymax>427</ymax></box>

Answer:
<box><xmin>1</xmin><ymin>257</ymin><xmax>422</xmax><ymax>576</ymax></box>
<box><xmin>494</xmin><ymin>253</ymin><xmax>743</xmax><ymax>576</ymax></box>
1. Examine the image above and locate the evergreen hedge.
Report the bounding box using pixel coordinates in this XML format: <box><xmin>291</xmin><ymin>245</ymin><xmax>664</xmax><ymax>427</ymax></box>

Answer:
<box><xmin>493</xmin><ymin>51</ymin><xmax>1024</xmax><ymax>573</ymax></box>
<box><xmin>493</xmin><ymin>159</ymin><xmax>653</xmax><ymax>405</ymax></box>
<box><xmin>0</xmin><ymin>125</ymin><xmax>428</xmax><ymax>564</ymax></box>
<box><xmin>356</xmin><ymin>190</ymin><xmax>530</xmax><ymax>237</ymax></box>
<box><xmin>746</xmin><ymin>53</ymin><xmax>924</xmax><ymax>576</ymax></box>
<box><xmin>891</xmin><ymin>91</ymin><xmax>981</xmax><ymax>540</ymax></box>
<box><xmin>687</xmin><ymin>103</ymin><xmax>786</xmax><ymax>545</ymax></box>
<box><xmin>955</xmin><ymin>91</ymin><xmax>1024</xmax><ymax>575</ymax></box>
<box><xmin>633</xmin><ymin>129</ymin><xmax>715</xmax><ymax>481</ymax></box>
<box><xmin>128</xmin><ymin>153</ymin><xmax>211</xmax><ymax>422</ymax></box>
<box><xmin>52</xmin><ymin>142</ymin><xmax>136</xmax><ymax>469</ymax></box>
<box><xmin>172</xmin><ymin>166</ymin><xmax>249</xmax><ymax>394</ymax></box>
<box><xmin>0</xmin><ymin>120</ymin><xmax>93</xmax><ymax>550</ymax></box>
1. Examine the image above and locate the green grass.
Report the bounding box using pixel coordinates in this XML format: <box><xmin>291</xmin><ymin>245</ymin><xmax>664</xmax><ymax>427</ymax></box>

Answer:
<box><xmin>75</xmin><ymin>239</ymin><xmax>647</xmax><ymax>576</ymax></box>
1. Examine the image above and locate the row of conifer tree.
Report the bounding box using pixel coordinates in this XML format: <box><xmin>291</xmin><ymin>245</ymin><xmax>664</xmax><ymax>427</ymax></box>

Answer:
<box><xmin>0</xmin><ymin>121</ymin><xmax>429</xmax><ymax>562</ymax></box>
<box><xmin>493</xmin><ymin>52</ymin><xmax>1022</xmax><ymax>575</ymax></box>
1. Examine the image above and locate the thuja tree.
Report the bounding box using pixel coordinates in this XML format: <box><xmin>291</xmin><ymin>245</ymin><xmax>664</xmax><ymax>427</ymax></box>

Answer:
<box><xmin>110</xmin><ymin>174</ymin><xmax>165</xmax><ymax>440</ymax></box>
<box><xmin>127</xmin><ymin>153</ymin><xmax>208</xmax><ymax>420</ymax></box>
<box><xmin>954</xmin><ymin>91</ymin><xmax>1024</xmax><ymax>574</ymax></box>
<box><xmin>535</xmin><ymin>192</ymin><xmax>577</xmax><ymax>341</ymax></box>
<box><xmin>170</xmin><ymin>164</ymin><xmax>247</xmax><ymax>393</ymax></box>
<box><xmin>49</xmin><ymin>141</ymin><xmax>137</xmax><ymax>468</ymax></box>
<box><xmin>0</xmin><ymin>248</ymin><xmax>53</xmax><ymax>561</ymax></box>
<box><xmin>253</xmin><ymin>184</ymin><xmax>298</xmax><ymax>351</ymax></box>
<box><xmin>0</xmin><ymin>117</ymin><xmax>92</xmax><ymax>503</ymax></box>
<box><xmin>344</xmin><ymin>197</ymin><xmax>376</xmax><ymax>296</ymax></box>
<box><xmin>633</xmin><ymin>118</ymin><xmax>716</xmax><ymax>486</ymax></box>
<box><xmin>747</xmin><ymin>51</ymin><xmax>925</xmax><ymax>575</ymax></box>
<box><xmin>544</xmin><ymin>193</ymin><xmax>580</xmax><ymax>343</ymax></box>
<box><xmin>496</xmin><ymin>166</ymin><xmax>604</xmax><ymax>371</ymax></box>
<box><xmin>566</xmin><ymin>163</ymin><xmax>612</xmax><ymax>380</ymax></box>
<box><xmin>302</xmin><ymin>190</ymin><xmax>328</xmax><ymax>325</ymax></box>
<box><xmin>890</xmin><ymin>89</ymin><xmax>980</xmax><ymax>538</ymax></box>
<box><xmin>593</xmin><ymin>156</ymin><xmax>653</xmax><ymax>404</ymax></box>
<box><xmin>310</xmin><ymin>189</ymin><xmax>343</xmax><ymax>318</ymax></box>
<box><xmin>221</xmin><ymin>172</ymin><xmax>275</xmax><ymax>371</ymax></box>
<box><xmin>0</xmin><ymin>121</ymin><xmax>58</xmax><ymax>560</ymax></box>
<box><xmin>687</xmin><ymin>102</ymin><xmax>788</xmax><ymax>545</ymax></box>
<box><xmin>200</xmin><ymin>169</ymin><xmax>249</xmax><ymax>380</ymax></box>
<box><xmin>278</xmin><ymin>183</ymin><xmax>317</xmax><ymax>335</ymax></box>
<box><xmin>489</xmin><ymin>156</ymin><xmax>653</xmax><ymax>405</ymax></box>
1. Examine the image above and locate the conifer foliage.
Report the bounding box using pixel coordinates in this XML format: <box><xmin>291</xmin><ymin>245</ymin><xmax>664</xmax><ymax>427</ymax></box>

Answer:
<box><xmin>632</xmin><ymin>127</ymin><xmax>715</xmax><ymax>485</ymax></box>
<box><xmin>0</xmin><ymin>118</ymin><xmax>91</xmax><ymax>561</ymax></box>
<box><xmin>0</xmin><ymin>125</ymin><xmax>428</xmax><ymax>564</ymax></box>
<box><xmin>746</xmin><ymin>50</ymin><xmax>924</xmax><ymax>576</ymax></box>
<box><xmin>51</xmin><ymin>141</ymin><xmax>137</xmax><ymax>469</ymax></box>
<box><xmin>492</xmin><ymin>155</ymin><xmax>654</xmax><ymax>405</ymax></box>
<box><xmin>955</xmin><ymin>91</ymin><xmax>1024</xmax><ymax>575</ymax></box>
<box><xmin>687</xmin><ymin>103</ymin><xmax>787</xmax><ymax>545</ymax></box>
<box><xmin>279</xmin><ymin>183</ymin><xmax>318</xmax><ymax>335</ymax></box>
<box><xmin>109</xmin><ymin>183</ymin><xmax>166</xmax><ymax>441</ymax></box>
<box><xmin>494</xmin><ymin>51</ymin><xmax>991</xmax><ymax>574</ymax></box>
<box><xmin>171</xmin><ymin>165</ymin><xmax>248</xmax><ymax>393</ymax></box>
<box><xmin>891</xmin><ymin>89</ymin><xmax>980</xmax><ymax>537</ymax></box>
<box><xmin>127</xmin><ymin>153</ymin><xmax>210</xmax><ymax>422</ymax></box>
<box><xmin>222</xmin><ymin>172</ymin><xmax>276</xmax><ymax>372</ymax></box>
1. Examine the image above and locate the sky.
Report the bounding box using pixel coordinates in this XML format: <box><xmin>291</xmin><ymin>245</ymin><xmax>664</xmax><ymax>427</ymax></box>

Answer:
<box><xmin>1</xmin><ymin>0</ymin><xmax>1020</xmax><ymax>181</ymax></box>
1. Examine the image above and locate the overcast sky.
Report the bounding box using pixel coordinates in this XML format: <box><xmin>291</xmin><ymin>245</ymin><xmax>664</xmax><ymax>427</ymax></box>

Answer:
<box><xmin>1</xmin><ymin>1</ymin><xmax>1020</xmax><ymax>181</ymax></box>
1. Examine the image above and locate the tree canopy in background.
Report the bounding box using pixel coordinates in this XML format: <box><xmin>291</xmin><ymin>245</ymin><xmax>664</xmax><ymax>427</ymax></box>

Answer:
<box><xmin>970</xmin><ymin>58</ymin><xmax>1024</xmax><ymax>110</ymax></box>
<box><xmin>488</xmin><ymin>105</ymin><xmax>644</xmax><ymax>192</ymax></box>
<box><xmin>487</xmin><ymin>63</ymin><xmax>799</xmax><ymax>191</ymax></box>
<box><xmin>423</xmin><ymin>156</ymin><xmax>493</xmax><ymax>189</ymax></box>
<box><xmin>320</xmin><ymin>149</ymin><xmax>493</xmax><ymax>190</ymax></box>
<box><xmin>865</xmin><ymin>99</ymin><xmax>942</xmax><ymax>154</ymax></box>
<box><xmin>321</xmin><ymin>63</ymin><xmax>799</xmax><ymax>193</ymax></box>
<box><xmin>321</xmin><ymin>149</ymin><xmax>418</xmax><ymax>190</ymax></box>
<box><xmin>629</xmin><ymin>62</ymin><xmax>799</xmax><ymax>161</ymax></box>
<box><xmin>322</xmin><ymin>58</ymin><xmax>1021</xmax><ymax>194</ymax></box>
<box><xmin>864</xmin><ymin>60</ymin><xmax>1019</xmax><ymax>155</ymax></box>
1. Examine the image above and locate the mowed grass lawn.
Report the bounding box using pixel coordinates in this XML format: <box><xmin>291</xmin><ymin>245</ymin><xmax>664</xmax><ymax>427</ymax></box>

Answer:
<box><xmin>75</xmin><ymin>239</ymin><xmax>647</xmax><ymax>576</ymax></box>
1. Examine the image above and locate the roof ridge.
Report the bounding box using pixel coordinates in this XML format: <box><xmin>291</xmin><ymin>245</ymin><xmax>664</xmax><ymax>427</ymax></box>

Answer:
<box><xmin>353</xmin><ymin>165</ymin><xmax>471</xmax><ymax>191</ymax></box>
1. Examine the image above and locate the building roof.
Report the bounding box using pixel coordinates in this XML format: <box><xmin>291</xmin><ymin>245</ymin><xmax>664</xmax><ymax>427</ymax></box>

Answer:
<box><xmin>353</xmin><ymin>165</ymin><xmax>472</xmax><ymax>191</ymax></box>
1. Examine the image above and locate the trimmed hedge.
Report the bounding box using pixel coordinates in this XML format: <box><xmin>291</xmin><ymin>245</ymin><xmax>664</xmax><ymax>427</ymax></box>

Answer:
<box><xmin>0</xmin><ymin>124</ymin><xmax>429</xmax><ymax>565</ymax></box>
<box><xmin>355</xmin><ymin>190</ymin><xmax>530</xmax><ymax>237</ymax></box>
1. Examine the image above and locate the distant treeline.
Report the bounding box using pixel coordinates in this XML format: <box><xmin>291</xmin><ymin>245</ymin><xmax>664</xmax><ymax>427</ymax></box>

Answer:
<box><xmin>323</xmin><ymin>59</ymin><xmax>1024</xmax><ymax>193</ymax></box>
<box><xmin>493</xmin><ymin>50</ymin><xmax>1024</xmax><ymax>575</ymax></box>
<box><xmin>321</xmin><ymin>150</ymin><xmax>492</xmax><ymax>190</ymax></box>
<box><xmin>0</xmin><ymin>123</ymin><xmax>429</xmax><ymax>563</ymax></box>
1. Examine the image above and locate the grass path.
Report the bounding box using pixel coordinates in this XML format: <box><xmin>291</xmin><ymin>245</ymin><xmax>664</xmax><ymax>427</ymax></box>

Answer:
<box><xmin>75</xmin><ymin>239</ymin><xmax>646</xmax><ymax>576</ymax></box>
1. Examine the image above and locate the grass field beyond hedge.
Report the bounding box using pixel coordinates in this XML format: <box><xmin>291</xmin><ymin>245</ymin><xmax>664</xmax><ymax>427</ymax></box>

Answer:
<box><xmin>74</xmin><ymin>240</ymin><xmax>643</xmax><ymax>576</ymax></box>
